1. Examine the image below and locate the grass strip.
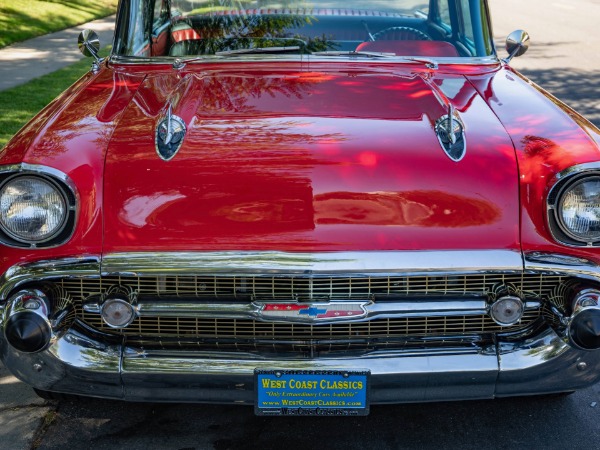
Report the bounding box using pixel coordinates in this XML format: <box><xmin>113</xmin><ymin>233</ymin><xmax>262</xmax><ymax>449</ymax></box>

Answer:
<box><xmin>0</xmin><ymin>47</ymin><xmax>110</xmax><ymax>147</ymax></box>
<box><xmin>0</xmin><ymin>0</ymin><xmax>118</xmax><ymax>48</ymax></box>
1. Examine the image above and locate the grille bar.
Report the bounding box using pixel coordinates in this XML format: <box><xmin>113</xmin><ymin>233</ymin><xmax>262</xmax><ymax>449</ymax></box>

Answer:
<box><xmin>82</xmin><ymin>310</ymin><xmax>542</xmax><ymax>338</ymax></box>
<box><xmin>82</xmin><ymin>297</ymin><xmax>491</xmax><ymax>321</ymax></box>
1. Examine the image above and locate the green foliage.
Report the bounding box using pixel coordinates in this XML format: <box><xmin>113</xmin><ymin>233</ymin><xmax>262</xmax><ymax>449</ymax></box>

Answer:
<box><xmin>0</xmin><ymin>48</ymin><xmax>110</xmax><ymax>147</ymax></box>
<box><xmin>0</xmin><ymin>0</ymin><xmax>118</xmax><ymax>48</ymax></box>
<box><xmin>173</xmin><ymin>14</ymin><xmax>336</xmax><ymax>55</ymax></box>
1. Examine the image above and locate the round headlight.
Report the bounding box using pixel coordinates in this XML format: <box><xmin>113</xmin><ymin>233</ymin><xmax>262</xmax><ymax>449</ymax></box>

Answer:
<box><xmin>0</xmin><ymin>176</ymin><xmax>68</xmax><ymax>243</ymax></box>
<box><xmin>558</xmin><ymin>176</ymin><xmax>600</xmax><ymax>242</ymax></box>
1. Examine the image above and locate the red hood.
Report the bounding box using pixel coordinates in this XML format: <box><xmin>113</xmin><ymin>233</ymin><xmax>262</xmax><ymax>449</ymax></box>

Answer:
<box><xmin>103</xmin><ymin>66</ymin><xmax>518</xmax><ymax>252</ymax></box>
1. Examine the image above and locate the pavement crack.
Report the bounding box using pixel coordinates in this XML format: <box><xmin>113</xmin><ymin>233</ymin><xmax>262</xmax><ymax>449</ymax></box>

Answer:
<box><xmin>30</xmin><ymin>407</ymin><xmax>59</xmax><ymax>450</ymax></box>
<box><xmin>0</xmin><ymin>402</ymin><xmax>53</xmax><ymax>414</ymax></box>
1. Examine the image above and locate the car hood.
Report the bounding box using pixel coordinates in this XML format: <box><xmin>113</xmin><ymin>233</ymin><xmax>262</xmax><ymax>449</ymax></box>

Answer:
<box><xmin>104</xmin><ymin>66</ymin><xmax>519</xmax><ymax>252</ymax></box>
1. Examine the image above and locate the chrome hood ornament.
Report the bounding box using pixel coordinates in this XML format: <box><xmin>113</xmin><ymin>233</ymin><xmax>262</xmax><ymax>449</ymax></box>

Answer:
<box><xmin>155</xmin><ymin>105</ymin><xmax>186</xmax><ymax>161</ymax></box>
<box><xmin>435</xmin><ymin>104</ymin><xmax>466</xmax><ymax>162</ymax></box>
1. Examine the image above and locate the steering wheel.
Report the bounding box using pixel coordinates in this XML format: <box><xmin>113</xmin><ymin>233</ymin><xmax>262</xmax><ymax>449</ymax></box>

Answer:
<box><xmin>372</xmin><ymin>27</ymin><xmax>432</xmax><ymax>41</ymax></box>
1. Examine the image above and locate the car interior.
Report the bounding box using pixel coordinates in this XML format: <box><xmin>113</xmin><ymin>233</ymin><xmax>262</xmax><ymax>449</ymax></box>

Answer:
<box><xmin>143</xmin><ymin>2</ymin><xmax>481</xmax><ymax>59</ymax></box>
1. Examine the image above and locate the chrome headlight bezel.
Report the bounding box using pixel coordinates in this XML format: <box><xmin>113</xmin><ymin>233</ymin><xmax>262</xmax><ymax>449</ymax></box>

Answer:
<box><xmin>0</xmin><ymin>166</ymin><xmax>77</xmax><ymax>249</ymax></box>
<box><xmin>548</xmin><ymin>168</ymin><xmax>600</xmax><ymax>247</ymax></box>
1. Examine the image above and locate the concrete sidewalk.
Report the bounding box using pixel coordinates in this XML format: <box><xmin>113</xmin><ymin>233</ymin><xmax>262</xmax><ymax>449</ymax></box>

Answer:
<box><xmin>0</xmin><ymin>15</ymin><xmax>116</xmax><ymax>91</ymax></box>
<box><xmin>0</xmin><ymin>15</ymin><xmax>118</xmax><ymax>450</ymax></box>
<box><xmin>0</xmin><ymin>362</ymin><xmax>51</xmax><ymax>450</ymax></box>
<box><xmin>0</xmin><ymin>16</ymin><xmax>118</xmax><ymax>450</ymax></box>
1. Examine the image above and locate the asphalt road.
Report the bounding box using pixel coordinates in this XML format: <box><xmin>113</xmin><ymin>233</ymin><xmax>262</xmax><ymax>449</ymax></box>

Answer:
<box><xmin>32</xmin><ymin>390</ymin><xmax>600</xmax><ymax>449</ymax></box>
<box><xmin>2</xmin><ymin>1</ymin><xmax>600</xmax><ymax>449</ymax></box>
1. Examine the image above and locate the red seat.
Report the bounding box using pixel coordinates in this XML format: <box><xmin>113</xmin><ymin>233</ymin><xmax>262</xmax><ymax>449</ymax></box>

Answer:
<box><xmin>355</xmin><ymin>40</ymin><xmax>459</xmax><ymax>57</ymax></box>
<box><xmin>171</xmin><ymin>22</ymin><xmax>202</xmax><ymax>43</ymax></box>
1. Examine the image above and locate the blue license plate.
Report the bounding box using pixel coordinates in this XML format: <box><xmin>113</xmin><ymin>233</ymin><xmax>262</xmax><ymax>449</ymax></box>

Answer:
<box><xmin>255</xmin><ymin>370</ymin><xmax>370</xmax><ymax>416</ymax></box>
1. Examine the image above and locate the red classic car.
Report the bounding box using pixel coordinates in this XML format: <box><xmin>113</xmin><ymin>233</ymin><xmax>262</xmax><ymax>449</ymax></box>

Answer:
<box><xmin>1</xmin><ymin>0</ymin><xmax>600</xmax><ymax>415</ymax></box>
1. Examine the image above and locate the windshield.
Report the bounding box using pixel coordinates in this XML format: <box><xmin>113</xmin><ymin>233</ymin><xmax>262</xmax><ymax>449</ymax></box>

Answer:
<box><xmin>113</xmin><ymin>0</ymin><xmax>494</xmax><ymax>59</ymax></box>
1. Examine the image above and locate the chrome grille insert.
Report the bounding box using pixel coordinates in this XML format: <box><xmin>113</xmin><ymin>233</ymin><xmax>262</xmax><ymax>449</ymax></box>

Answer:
<box><xmin>82</xmin><ymin>311</ymin><xmax>541</xmax><ymax>339</ymax></box>
<box><xmin>52</xmin><ymin>273</ymin><xmax>564</xmax><ymax>352</ymax></box>
<box><xmin>58</xmin><ymin>273</ymin><xmax>565</xmax><ymax>300</ymax></box>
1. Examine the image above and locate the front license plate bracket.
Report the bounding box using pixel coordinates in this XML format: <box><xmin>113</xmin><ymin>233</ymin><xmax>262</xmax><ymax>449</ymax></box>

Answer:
<box><xmin>255</xmin><ymin>369</ymin><xmax>370</xmax><ymax>416</ymax></box>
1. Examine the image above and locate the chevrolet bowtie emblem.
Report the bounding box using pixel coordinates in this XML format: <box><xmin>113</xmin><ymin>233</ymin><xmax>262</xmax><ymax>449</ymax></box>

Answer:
<box><xmin>258</xmin><ymin>302</ymin><xmax>369</xmax><ymax>322</ymax></box>
<box><xmin>299</xmin><ymin>306</ymin><xmax>328</xmax><ymax>317</ymax></box>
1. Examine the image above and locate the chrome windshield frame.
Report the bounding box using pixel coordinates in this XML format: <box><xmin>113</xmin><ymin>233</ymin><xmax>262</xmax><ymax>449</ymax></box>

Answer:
<box><xmin>111</xmin><ymin>0</ymin><xmax>498</xmax><ymax>61</ymax></box>
<box><xmin>108</xmin><ymin>54</ymin><xmax>501</xmax><ymax>67</ymax></box>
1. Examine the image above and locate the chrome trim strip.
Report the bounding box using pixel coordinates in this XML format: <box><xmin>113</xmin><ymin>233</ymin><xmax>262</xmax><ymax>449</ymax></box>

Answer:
<box><xmin>0</xmin><ymin>163</ymin><xmax>75</xmax><ymax>187</ymax></box>
<box><xmin>108</xmin><ymin>55</ymin><xmax>501</xmax><ymax>67</ymax></box>
<box><xmin>2</xmin><ymin>250</ymin><xmax>596</xmax><ymax>296</ymax></box>
<box><xmin>0</xmin><ymin>257</ymin><xmax>101</xmax><ymax>302</ymax></box>
<box><xmin>83</xmin><ymin>298</ymin><xmax>495</xmax><ymax>323</ymax></box>
<box><xmin>3</xmin><ymin>250</ymin><xmax>597</xmax><ymax>305</ymax></box>
<box><xmin>101</xmin><ymin>250</ymin><xmax>524</xmax><ymax>276</ymax></box>
<box><xmin>550</xmin><ymin>162</ymin><xmax>600</xmax><ymax>184</ymax></box>
<box><xmin>290</xmin><ymin>299</ymin><xmax>491</xmax><ymax>320</ymax></box>
<box><xmin>524</xmin><ymin>252</ymin><xmax>600</xmax><ymax>283</ymax></box>
<box><xmin>121</xmin><ymin>347</ymin><xmax>496</xmax><ymax>377</ymax></box>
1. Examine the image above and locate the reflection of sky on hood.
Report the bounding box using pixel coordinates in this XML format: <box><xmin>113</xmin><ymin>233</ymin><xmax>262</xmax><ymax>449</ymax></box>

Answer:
<box><xmin>121</xmin><ymin>193</ymin><xmax>187</xmax><ymax>228</ymax></box>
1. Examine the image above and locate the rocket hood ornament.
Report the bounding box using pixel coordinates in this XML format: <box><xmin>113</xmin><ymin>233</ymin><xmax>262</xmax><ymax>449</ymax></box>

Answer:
<box><xmin>435</xmin><ymin>103</ymin><xmax>466</xmax><ymax>162</ymax></box>
<box><xmin>156</xmin><ymin>105</ymin><xmax>186</xmax><ymax>161</ymax></box>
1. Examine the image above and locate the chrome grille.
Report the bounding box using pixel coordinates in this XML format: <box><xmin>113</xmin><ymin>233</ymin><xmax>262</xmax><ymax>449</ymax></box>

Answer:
<box><xmin>82</xmin><ymin>311</ymin><xmax>541</xmax><ymax>338</ymax></box>
<box><xmin>54</xmin><ymin>273</ymin><xmax>563</xmax><ymax>352</ymax></box>
<box><xmin>58</xmin><ymin>273</ymin><xmax>566</xmax><ymax>300</ymax></box>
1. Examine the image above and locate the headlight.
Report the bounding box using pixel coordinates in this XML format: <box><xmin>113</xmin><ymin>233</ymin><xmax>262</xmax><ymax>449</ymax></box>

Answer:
<box><xmin>0</xmin><ymin>176</ymin><xmax>68</xmax><ymax>243</ymax></box>
<box><xmin>557</xmin><ymin>176</ymin><xmax>600</xmax><ymax>243</ymax></box>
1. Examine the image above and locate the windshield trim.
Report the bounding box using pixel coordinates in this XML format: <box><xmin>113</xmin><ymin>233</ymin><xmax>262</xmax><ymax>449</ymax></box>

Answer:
<box><xmin>113</xmin><ymin>0</ymin><xmax>497</xmax><ymax>60</ymax></box>
<box><xmin>109</xmin><ymin>54</ymin><xmax>500</xmax><ymax>66</ymax></box>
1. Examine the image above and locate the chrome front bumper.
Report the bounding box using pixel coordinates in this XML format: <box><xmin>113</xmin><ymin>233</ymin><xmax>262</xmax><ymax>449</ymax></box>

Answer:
<box><xmin>1</xmin><ymin>324</ymin><xmax>599</xmax><ymax>403</ymax></box>
<box><xmin>1</xmin><ymin>250</ymin><xmax>600</xmax><ymax>403</ymax></box>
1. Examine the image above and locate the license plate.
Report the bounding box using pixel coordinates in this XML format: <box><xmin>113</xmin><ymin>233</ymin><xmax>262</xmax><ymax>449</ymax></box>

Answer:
<box><xmin>255</xmin><ymin>370</ymin><xmax>370</xmax><ymax>416</ymax></box>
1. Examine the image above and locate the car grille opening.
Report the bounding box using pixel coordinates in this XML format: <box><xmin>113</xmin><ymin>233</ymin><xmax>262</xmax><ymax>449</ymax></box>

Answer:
<box><xmin>53</xmin><ymin>273</ymin><xmax>564</xmax><ymax>354</ymax></box>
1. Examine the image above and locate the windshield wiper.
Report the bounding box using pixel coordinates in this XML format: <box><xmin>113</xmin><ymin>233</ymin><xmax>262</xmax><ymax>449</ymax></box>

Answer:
<box><xmin>172</xmin><ymin>49</ymin><xmax>438</xmax><ymax>70</ymax></box>
<box><xmin>311</xmin><ymin>51</ymin><xmax>438</xmax><ymax>68</ymax></box>
<box><xmin>312</xmin><ymin>50</ymin><xmax>396</xmax><ymax>59</ymax></box>
<box><xmin>173</xmin><ymin>46</ymin><xmax>300</xmax><ymax>68</ymax></box>
<box><xmin>215</xmin><ymin>46</ymin><xmax>301</xmax><ymax>56</ymax></box>
<box><xmin>399</xmin><ymin>57</ymin><xmax>439</xmax><ymax>69</ymax></box>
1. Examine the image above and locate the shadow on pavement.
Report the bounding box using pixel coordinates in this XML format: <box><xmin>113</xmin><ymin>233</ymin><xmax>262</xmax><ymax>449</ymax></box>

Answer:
<box><xmin>520</xmin><ymin>68</ymin><xmax>600</xmax><ymax>128</ymax></box>
<box><xmin>494</xmin><ymin>39</ymin><xmax>579</xmax><ymax>62</ymax></box>
<box><xmin>35</xmin><ymin>389</ymin><xmax>600</xmax><ymax>450</ymax></box>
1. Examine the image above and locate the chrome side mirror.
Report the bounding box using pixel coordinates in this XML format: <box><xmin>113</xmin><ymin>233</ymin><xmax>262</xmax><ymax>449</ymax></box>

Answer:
<box><xmin>504</xmin><ymin>30</ymin><xmax>530</xmax><ymax>64</ymax></box>
<box><xmin>78</xmin><ymin>30</ymin><xmax>103</xmax><ymax>72</ymax></box>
